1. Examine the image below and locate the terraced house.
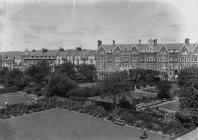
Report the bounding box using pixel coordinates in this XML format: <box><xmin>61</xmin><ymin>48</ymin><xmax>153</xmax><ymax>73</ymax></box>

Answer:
<box><xmin>95</xmin><ymin>39</ymin><xmax>198</xmax><ymax>78</ymax></box>
<box><xmin>21</xmin><ymin>47</ymin><xmax>96</xmax><ymax>71</ymax></box>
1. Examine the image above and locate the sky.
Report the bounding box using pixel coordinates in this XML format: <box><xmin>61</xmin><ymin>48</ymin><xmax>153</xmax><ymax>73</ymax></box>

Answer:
<box><xmin>0</xmin><ymin>0</ymin><xmax>198</xmax><ymax>52</ymax></box>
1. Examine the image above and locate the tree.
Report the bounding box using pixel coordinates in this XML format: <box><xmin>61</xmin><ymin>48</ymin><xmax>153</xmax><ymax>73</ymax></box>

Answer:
<box><xmin>129</xmin><ymin>69</ymin><xmax>160</xmax><ymax>87</ymax></box>
<box><xmin>156</xmin><ymin>80</ymin><xmax>172</xmax><ymax>99</ymax></box>
<box><xmin>179</xmin><ymin>86</ymin><xmax>198</xmax><ymax>111</ymax></box>
<box><xmin>56</xmin><ymin>62</ymin><xmax>76</xmax><ymax>80</ymax></box>
<box><xmin>59</xmin><ymin>47</ymin><xmax>64</xmax><ymax>51</ymax></box>
<box><xmin>105</xmin><ymin>71</ymin><xmax>128</xmax><ymax>82</ymax></box>
<box><xmin>46</xmin><ymin>73</ymin><xmax>77</xmax><ymax>97</ymax></box>
<box><xmin>102</xmin><ymin>79</ymin><xmax>134</xmax><ymax>107</ymax></box>
<box><xmin>77</xmin><ymin>64</ymin><xmax>97</xmax><ymax>82</ymax></box>
<box><xmin>0</xmin><ymin>67</ymin><xmax>8</xmax><ymax>84</ymax></box>
<box><xmin>118</xmin><ymin>97</ymin><xmax>135</xmax><ymax>109</ymax></box>
<box><xmin>25</xmin><ymin>60</ymin><xmax>50</xmax><ymax>83</ymax></box>
<box><xmin>3</xmin><ymin>68</ymin><xmax>27</xmax><ymax>90</ymax></box>
<box><xmin>178</xmin><ymin>67</ymin><xmax>198</xmax><ymax>89</ymax></box>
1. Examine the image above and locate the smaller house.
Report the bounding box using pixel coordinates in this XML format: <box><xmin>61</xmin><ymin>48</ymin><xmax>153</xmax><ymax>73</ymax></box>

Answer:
<box><xmin>0</xmin><ymin>51</ymin><xmax>23</xmax><ymax>70</ymax></box>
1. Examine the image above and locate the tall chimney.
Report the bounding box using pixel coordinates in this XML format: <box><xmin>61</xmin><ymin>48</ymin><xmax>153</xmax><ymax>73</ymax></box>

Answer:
<box><xmin>113</xmin><ymin>40</ymin><xmax>115</xmax><ymax>46</ymax></box>
<box><xmin>76</xmin><ymin>47</ymin><xmax>82</xmax><ymax>51</ymax></box>
<box><xmin>154</xmin><ymin>39</ymin><xmax>157</xmax><ymax>46</ymax></box>
<box><xmin>139</xmin><ymin>39</ymin><xmax>141</xmax><ymax>45</ymax></box>
<box><xmin>97</xmin><ymin>40</ymin><xmax>102</xmax><ymax>48</ymax></box>
<box><xmin>185</xmin><ymin>38</ymin><xmax>189</xmax><ymax>45</ymax></box>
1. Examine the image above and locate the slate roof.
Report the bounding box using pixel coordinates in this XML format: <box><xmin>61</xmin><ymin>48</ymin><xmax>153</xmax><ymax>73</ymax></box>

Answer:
<box><xmin>67</xmin><ymin>49</ymin><xmax>78</xmax><ymax>58</ymax></box>
<box><xmin>117</xmin><ymin>44</ymin><xmax>133</xmax><ymax>50</ymax></box>
<box><xmin>29</xmin><ymin>50</ymin><xmax>58</xmax><ymax>57</ymax></box>
<box><xmin>187</xmin><ymin>43</ymin><xmax>197</xmax><ymax>52</ymax></box>
<box><xmin>101</xmin><ymin>42</ymin><xmax>197</xmax><ymax>53</ymax></box>
<box><xmin>56</xmin><ymin>50</ymin><xmax>70</xmax><ymax>59</ymax></box>
<box><xmin>102</xmin><ymin>44</ymin><xmax>116</xmax><ymax>52</ymax></box>
<box><xmin>0</xmin><ymin>51</ymin><xmax>23</xmax><ymax>60</ymax></box>
<box><xmin>164</xmin><ymin>43</ymin><xmax>184</xmax><ymax>50</ymax></box>
<box><xmin>75</xmin><ymin>49</ymin><xmax>92</xmax><ymax>59</ymax></box>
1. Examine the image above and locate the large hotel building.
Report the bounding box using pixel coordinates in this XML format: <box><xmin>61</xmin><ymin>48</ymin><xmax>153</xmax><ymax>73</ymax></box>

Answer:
<box><xmin>95</xmin><ymin>38</ymin><xmax>198</xmax><ymax>78</ymax></box>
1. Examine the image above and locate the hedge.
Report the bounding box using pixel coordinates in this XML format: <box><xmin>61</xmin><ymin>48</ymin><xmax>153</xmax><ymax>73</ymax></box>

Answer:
<box><xmin>0</xmin><ymin>86</ymin><xmax>19</xmax><ymax>95</ymax></box>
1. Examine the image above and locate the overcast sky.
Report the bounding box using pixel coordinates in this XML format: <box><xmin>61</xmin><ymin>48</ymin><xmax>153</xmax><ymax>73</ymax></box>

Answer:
<box><xmin>0</xmin><ymin>0</ymin><xmax>198</xmax><ymax>52</ymax></box>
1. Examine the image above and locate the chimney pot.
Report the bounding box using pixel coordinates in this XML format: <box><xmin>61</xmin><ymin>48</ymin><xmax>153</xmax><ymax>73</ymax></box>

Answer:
<box><xmin>76</xmin><ymin>47</ymin><xmax>82</xmax><ymax>51</ymax></box>
<box><xmin>97</xmin><ymin>40</ymin><xmax>102</xmax><ymax>48</ymax></box>
<box><xmin>154</xmin><ymin>39</ymin><xmax>157</xmax><ymax>46</ymax></box>
<box><xmin>113</xmin><ymin>40</ymin><xmax>115</xmax><ymax>46</ymax></box>
<box><xmin>139</xmin><ymin>39</ymin><xmax>141</xmax><ymax>45</ymax></box>
<box><xmin>185</xmin><ymin>38</ymin><xmax>190</xmax><ymax>45</ymax></box>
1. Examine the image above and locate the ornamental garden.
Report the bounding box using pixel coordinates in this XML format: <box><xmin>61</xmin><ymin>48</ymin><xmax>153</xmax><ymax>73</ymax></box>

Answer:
<box><xmin>0</xmin><ymin>60</ymin><xmax>198</xmax><ymax>139</ymax></box>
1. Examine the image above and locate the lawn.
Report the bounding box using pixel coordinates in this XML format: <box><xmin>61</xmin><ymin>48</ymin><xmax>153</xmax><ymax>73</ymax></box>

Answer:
<box><xmin>0</xmin><ymin>91</ymin><xmax>36</xmax><ymax>106</ymax></box>
<box><xmin>158</xmin><ymin>100</ymin><xmax>180</xmax><ymax>112</ymax></box>
<box><xmin>78</xmin><ymin>82</ymin><xmax>101</xmax><ymax>88</ymax></box>
<box><xmin>0</xmin><ymin>108</ymin><xmax>169</xmax><ymax>140</ymax></box>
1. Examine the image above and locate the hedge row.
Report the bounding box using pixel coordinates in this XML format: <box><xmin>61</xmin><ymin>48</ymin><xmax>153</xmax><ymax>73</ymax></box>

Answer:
<box><xmin>0</xmin><ymin>97</ymin><xmax>83</xmax><ymax>119</ymax></box>
<box><xmin>0</xmin><ymin>86</ymin><xmax>19</xmax><ymax>95</ymax></box>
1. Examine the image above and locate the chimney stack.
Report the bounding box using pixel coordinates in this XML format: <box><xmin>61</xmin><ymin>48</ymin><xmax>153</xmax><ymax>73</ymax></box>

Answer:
<box><xmin>76</xmin><ymin>47</ymin><xmax>82</xmax><ymax>51</ymax></box>
<box><xmin>97</xmin><ymin>40</ymin><xmax>102</xmax><ymax>48</ymax></box>
<box><xmin>113</xmin><ymin>40</ymin><xmax>115</xmax><ymax>46</ymax></box>
<box><xmin>154</xmin><ymin>39</ymin><xmax>157</xmax><ymax>46</ymax></box>
<box><xmin>139</xmin><ymin>39</ymin><xmax>141</xmax><ymax>45</ymax></box>
<box><xmin>185</xmin><ymin>38</ymin><xmax>189</xmax><ymax>45</ymax></box>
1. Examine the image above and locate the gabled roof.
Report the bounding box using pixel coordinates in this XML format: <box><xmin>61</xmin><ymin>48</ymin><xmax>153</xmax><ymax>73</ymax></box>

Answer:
<box><xmin>187</xmin><ymin>43</ymin><xmax>197</xmax><ymax>52</ymax></box>
<box><xmin>56</xmin><ymin>50</ymin><xmax>70</xmax><ymax>59</ymax></box>
<box><xmin>132</xmin><ymin>43</ymin><xmax>163</xmax><ymax>52</ymax></box>
<box><xmin>102</xmin><ymin>44</ymin><xmax>115</xmax><ymax>53</ymax></box>
<box><xmin>75</xmin><ymin>49</ymin><xmax>92</xmax><ymax>60</ymax></box>
<box><xmin>134</xmin><ymin>44</ymin><xmax>148</xmax><ymax>52</ymax></box>
<box><xmin>164</xmin><ymin>43</ymin><xmax>184</xmax><ymax>50</ymax></box>
<box><xmin>117</xmin><ymin>44</ymin><xmax>133</xmax><ymax>50</ymax></box>
<box><xmin>153</xmin><ymin>44</ymin><xmax>164</xmax><ymax>52</ymax></box>
<box><xmin>179</xmin><ymin>44</ymin><xmax>190</xmax><ymax>53</ymax></box>
<box><xmin>158</xmin><ymin>44</ymin><xmax>169</xmax><ymax>53</ymax></box>
<box><xmin>67</xmin><ymin>49</ymin><xmax>77</xmax><ymax>58</ymax></box>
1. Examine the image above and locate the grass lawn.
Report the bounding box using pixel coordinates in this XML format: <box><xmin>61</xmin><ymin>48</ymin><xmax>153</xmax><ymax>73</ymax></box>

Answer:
<box><xmin>0</xmin><ymin>108</ymin><xmax>169</xmax><ymax>140</ymax></box>
<box><xmin>0</xmin><ymin>91</ymin><xmax>36</xmax><ymax>106</ymax></box>
<box><xmin>78</xmin><ymin>82</ymin><xmax>101</xmax><ymax>88</ymax></box>
<box><xmin>133</xmin><ymin>91</ymin><xmax>157</xmax><ymax>98</ymax></box>
<box><xmin>158</xmin><ymin>100</ymin><xmax>180</xmax><ymax>112</ymax></box>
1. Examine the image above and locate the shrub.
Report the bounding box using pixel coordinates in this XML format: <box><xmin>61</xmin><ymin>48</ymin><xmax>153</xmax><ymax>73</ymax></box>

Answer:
<box><xmin>176</xmin><ymin>112</ymin><xmax>195</xmax><ymax>129</ymax></box>
<box><xmin>68</xmin><ymin>86</ymin><xmax>103</xmax><ymax>98</ymax></box>
<box><xmin>121</xmin><ymin>113</ymin><xmax>135</xmax><ymax>125</ymax></box>
<box><xmin>163</xmin><ymin>120</ymin><xmax>185</xmax><ymax>135</ymax></box>
<box><xmin>118</xmin><ymin>97</ymin><xmax>135</xmax><ymax>109</ymax></box>
<box><xmin>107</xmin><ymin>115</ymin><xmax>113</xmax><ymax>120</ymax></box>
